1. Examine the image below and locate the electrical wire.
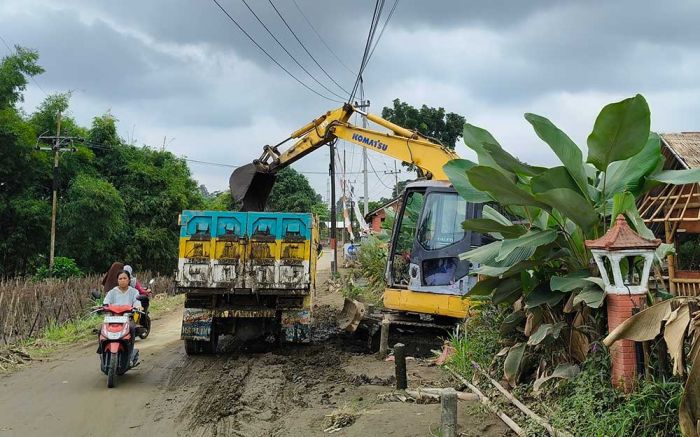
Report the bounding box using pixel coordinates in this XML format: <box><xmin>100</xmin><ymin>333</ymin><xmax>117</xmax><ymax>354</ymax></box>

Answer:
<box><xmin>348</xmin><ymin>0</ymin><xmax>385</xmax><ymax>103</ymax></box>
<box><xmin>290</xmin><ymin>0</ymin><xmax>356</xmax><ymax>76</ymax></box>
<box><xmin>83</xmin><ymin>140</ymin><xmax>370</xmax><ymax>176</ymax></box>
<box><xmin>366</xmin><ymin>0</ymin><xmax>399</xmax><ymax>65</ymax></box>
<box><xmin>239</xmin><ymin>0</ymin><xmax>348</xmax><ymax>101</ymax></box>
<box><xmin>267</xmin><ymin>0</ymin><xmax>351</xmax><ymax>97</ymax></box>
<box><xmin>211</xmin><ymin>0</ymin><xmax>342</xmax><ymax>103</ymax></box>
<box><xmin>366</xmin><ymin>155</ymin><xmax>394</xmax><ymax>190</ymax></box>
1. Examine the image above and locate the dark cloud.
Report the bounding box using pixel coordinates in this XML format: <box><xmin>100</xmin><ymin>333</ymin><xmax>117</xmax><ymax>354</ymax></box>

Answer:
<box><xmin>2</xmin><ymin>0</ymin><xmax>699</xmax><ymax>198</ymax></box>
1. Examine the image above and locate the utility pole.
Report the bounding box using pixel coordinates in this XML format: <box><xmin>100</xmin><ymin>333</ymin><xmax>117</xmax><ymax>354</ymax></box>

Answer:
<box><xmin>341</xmin><ymin>149</ymin><xmax>347</xmax><ymax>246</ymax></box>
<box><xmin>329</xmin><ymin>141</ymin><xmax>338</xmax><ymax>275</ymax></box>
<box><xmin>384</xmin><ymin>162</ymin><xmax>402</xmax><ymax>197</ymax></box>
<box><xmin>354</xmin><ymin>91</ymin><xmax>371</xmax><ymax>216</ymax></box>
<box><xmin>37</xmin><ymin>111</ymin><xmax>78</xmax><ymax>274</ymax></box>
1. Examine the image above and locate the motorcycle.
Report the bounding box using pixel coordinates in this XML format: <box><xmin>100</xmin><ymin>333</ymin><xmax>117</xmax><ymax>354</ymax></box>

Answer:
<box><xmin>134</xmin><ymin>279</ymin><xmax>155</xmax><ymax>339</ymax></box>
<box><xmin>95</xmin><ymin>303</ymin><xmax>145</xmax><ymax>388</ymax></box>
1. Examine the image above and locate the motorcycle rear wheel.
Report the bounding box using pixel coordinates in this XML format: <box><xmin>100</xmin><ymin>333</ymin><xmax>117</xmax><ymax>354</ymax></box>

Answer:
<box><xmin>138</xmin><ymin>316</ymin><xmax>151</xmax><ymax>339</ymax></box>
<box><xmin>107</xmin><ymin>352</ymin><xmax>117</xmax><ymax>388</ymax></box>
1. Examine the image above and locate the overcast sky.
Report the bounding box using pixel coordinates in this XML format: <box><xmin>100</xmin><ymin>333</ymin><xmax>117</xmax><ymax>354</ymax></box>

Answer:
<box><xmin>2</xmin><ymin>0</ymin><xmax>699</xmax><ymax>203</ymax></box>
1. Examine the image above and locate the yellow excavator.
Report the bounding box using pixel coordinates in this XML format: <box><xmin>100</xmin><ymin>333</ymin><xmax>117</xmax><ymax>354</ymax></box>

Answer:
<box><xmin>230</xmin><ymin>104</ymin><xmax>483</xmax><ymax>330</ymax></box>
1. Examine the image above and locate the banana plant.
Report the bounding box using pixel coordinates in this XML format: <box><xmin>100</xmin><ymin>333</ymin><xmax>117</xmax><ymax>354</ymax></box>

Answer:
<box><xmin>445</xmin><ymin>94</ymin><xmax>700</xmax><ymax>383</ymax></box>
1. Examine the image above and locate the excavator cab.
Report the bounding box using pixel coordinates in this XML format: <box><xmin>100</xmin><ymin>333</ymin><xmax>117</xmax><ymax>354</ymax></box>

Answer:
<box><xmin>383</xmin><ymin>181</ymin><xmax>482</xmax><ymax>318</ymax></box>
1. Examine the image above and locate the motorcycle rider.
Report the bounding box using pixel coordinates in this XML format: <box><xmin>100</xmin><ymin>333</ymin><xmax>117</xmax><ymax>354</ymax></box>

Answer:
<box><xmin>101</xmin><ymin>261</ymin><xmax>124</xmax><ymax>295</ymax></box>
<box><xmin>123</xmin><ymin>265</ymin><xmax>151</xmax><ymax>311</ymax></box>
<box><xmin>104</xmin><ymin>270</ymin><xmax>141</xmax><ymax>366</ymax></box>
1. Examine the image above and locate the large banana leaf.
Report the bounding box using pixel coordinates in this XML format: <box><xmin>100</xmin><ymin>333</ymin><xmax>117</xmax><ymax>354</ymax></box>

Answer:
<box><xmin>443</xmin><ymin>159</ymin><xmax>492</xmax><ymax>203</ymax></box>
<box><xmin>463</xmin><ymin>124</ymin><xmax>507</xmax><ymax>172</ymax></box>
<box><xmin>504</xmin><ymin>342</ymin><xmax>526</xmax><ymax>385</ymax></box>
<box><xmin>586</xmin><ymin>94</ymin><xmax>650</xmax><ymax>172</ymax></box>
<box><xmin>525</xmin><ymin>113</ymin><xmax>590</xmax><ymax>198</ymax></box>
<box><xmin>467</xmin><ymin>166</ymin><xmax>551</xmax><ymax>210</ymax></box>
<box><xmin>650</xmin><ymin>168</ymin><xmax>700</xmax><ymax>185</ymax></box>
<box><xmin>535</xmin><ymin>188</ymin><xmax>599</xmax><ymax>230</ymax></box>
<box><xmin>573</xmin><ymin>284</ymin><xmax>605</xmax><ymax>308</ymax></box>
<box><xmin>492</xmin><ymin>276</ymin><xmax>522</xmax><ymax>304</ymax></box>
<box><xmin>531</xmin><ymin>166</ymin><xmax>581</xmax><ymax>194</ymax></box>
<box><xmin>482</xmin><ymin>142</ymin><xmax>546</xmax><ymax>177</ymax></box>
<box><xmin>525</xmin><ymin>286</ymin><xmax>565</xmax><ymax>309</ymax></box>
<box><xmin>468</xmin><ymin>276</ymin><xmax>500</xmax><ymax>296</ymax></box>
<box><xmin>461</xmin><ymin>240</ymin><xmax>538</xmax><ymax>271</ymax></box>
<box><xmin>482</xmin><ymin>204</ymin><xmax>513</xmax><ymax>226</ymax></box>
<box><xmin>602</xmin><ymin>133</ymin><xmax>662</xmax><ymax>198</ymax></box>
<box><xmin>496</xmin><ymin>229</ymin><xmax>558</xmax><ymax>262</ymax></box>
<box><xmin>461</xmin><ymin>218</ymin><xmax>526</xmax><ymax>239</ymax></box>
<box><xmin>611</xmin><ymin>192</ymin><xmax>656</xmax><ymax>239</ymax></box>
<box><xmin>550</xmin><ymin>271</ymin><xmax>593</xmax><ymax>292</ymax></box>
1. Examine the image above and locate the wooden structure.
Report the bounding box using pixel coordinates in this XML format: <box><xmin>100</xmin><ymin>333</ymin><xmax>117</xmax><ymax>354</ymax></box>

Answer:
<box><xmin>639</xmin><ymin>133</ymin><xmax>700</xmax><ymax>295</ymax></box>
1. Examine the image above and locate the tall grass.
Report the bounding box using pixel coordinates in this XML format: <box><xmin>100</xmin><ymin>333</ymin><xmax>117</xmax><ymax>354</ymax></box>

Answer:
<box><xmin>0</xmin><ymin>273</ymin><xmax>176</xmax><ymax>346</ymax></box>
<box><xmin>448</xmin><ymin>304</ymin><xmax>504</xmax><ymax>381</ymax></box>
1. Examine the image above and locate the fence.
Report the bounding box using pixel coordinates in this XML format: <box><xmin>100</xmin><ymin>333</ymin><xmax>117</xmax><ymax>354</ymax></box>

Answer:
<box><xmin>0</xmin><ymin>273</ymin><xmax>176</xmax><ymax>345</ymax></box>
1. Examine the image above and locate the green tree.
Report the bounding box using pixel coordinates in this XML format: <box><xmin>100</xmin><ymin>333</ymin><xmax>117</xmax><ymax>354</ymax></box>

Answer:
<box><xmin>0</xmin><ymin>48</ymin><xmax>208</xmax><ymax>277</ymax></box>
<box><xmin>58</xmin><ymin>174</ymin><xmax>126</xmax><ymax>271</ymax></box>
<box><xmin>311</xmin><ymin>202</ymin><xmax>330</xmax><ymax>221</ymax></box>
<box><xmin>0</xmin><ymin>46</ymin><xmax>43</xmax><ymax>110</ymax></box>
<box><xmin>267</xmin><ymin>168</ymin><xmax>321</xmax><ymax>212</ymax></box>
<box><xmin>0</xmin><ymin>47</ymin><xmax>48</xmax><ymax>275</ymax></box>
<box><xmin>204</xmin><ymin>190</ymin><xmax>239</xmax><ymax>211</ymax></box>
<box><xmin>381</xmin><ymin>98</ymin><xmax>466</xmax><ymax>150</ymax></box>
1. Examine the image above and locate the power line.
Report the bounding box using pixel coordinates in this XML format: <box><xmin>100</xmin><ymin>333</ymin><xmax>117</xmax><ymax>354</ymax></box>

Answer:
<box><xmin>211</xmin><ymin>0</ymin><xmax>342</xmax><ymax>103</ymax></box>
<box><xmin>84</xmin><ymin>140</ymin><xmax>368</xmax><ymax>176</ymax></box>
<box><xmin>239</xmin><ymin>0</ymin><xmax>348</xmax><ymax>101</ymax></box>
<box><xmin>290</xmin><ymin>0</ymin><xmax>356</xmax><ymax>76</ymax></box>
<box><xmin>366</xmin><ymin>0</ymin><xmax>399</xmax><ymax>65</ymax></box>
<box><xmin>348</xmin><ymin>0</ymin><xmax>385</xmax><ymax>103</ymax></box>
<box><xmin>366</xmin><ymin>154</ymin><xmax>393</xmax><ymax>190</ymax></box>
<box><xmin>267</xmin><ymin>0</ymin><xmax>351</xmax><ymax>97</ymax></box>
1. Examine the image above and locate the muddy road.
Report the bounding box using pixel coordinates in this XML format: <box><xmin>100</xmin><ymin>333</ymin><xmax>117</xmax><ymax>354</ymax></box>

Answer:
<box><xmin>0</xmin><ymin>252</ymin><xmax>508</xmax><ymax>437</ymax></box>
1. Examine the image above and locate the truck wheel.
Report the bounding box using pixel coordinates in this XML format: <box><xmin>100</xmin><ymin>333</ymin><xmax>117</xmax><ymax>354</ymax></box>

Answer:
<box><xmin>184</xmin><ymin>339</ymin><xmax>202</xmax><ymax>355</ymax></box>
<box><xmin>201</xmin><ymin>330</ymin><xmax>219</xmax><ymax>354</ymax></box>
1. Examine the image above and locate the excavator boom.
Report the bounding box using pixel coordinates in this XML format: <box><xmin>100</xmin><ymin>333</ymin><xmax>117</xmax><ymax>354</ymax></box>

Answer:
<box><xmin>229</xmin><ymin>104</ymin><xmax>458</xmax><ymax>210</ymax></box>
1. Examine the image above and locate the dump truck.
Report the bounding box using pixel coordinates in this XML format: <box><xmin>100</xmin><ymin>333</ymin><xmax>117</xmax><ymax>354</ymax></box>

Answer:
<box><xmin>176</xmin><ymin>210</ymin><xmax>319</xmax><ymax>354</ymax></box>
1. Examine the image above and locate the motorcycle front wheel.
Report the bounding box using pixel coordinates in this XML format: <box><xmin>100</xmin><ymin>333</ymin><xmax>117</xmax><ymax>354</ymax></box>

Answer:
<box><xmin>107</xmin><ymin>352</ymin><xmax>118</xmax><ymax>388</ymax></box>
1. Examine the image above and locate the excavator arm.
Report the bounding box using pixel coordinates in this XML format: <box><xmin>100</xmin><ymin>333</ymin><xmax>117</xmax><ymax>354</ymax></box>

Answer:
<box><xmin>230</xmin><ymin>103</ymin><xmax>458</xmax><ymax>210</ymax></box>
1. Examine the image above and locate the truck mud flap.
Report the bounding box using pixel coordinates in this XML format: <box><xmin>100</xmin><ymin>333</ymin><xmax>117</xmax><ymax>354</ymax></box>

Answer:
<box><xmin>281</xmin><ymin>309</ymin><xmax>311</xmax><ymax>343</ymax></box>
<box><xmin>181</xmin><ymin>308</ymin><xmax>214</xmax><ymax>341</ymax></box>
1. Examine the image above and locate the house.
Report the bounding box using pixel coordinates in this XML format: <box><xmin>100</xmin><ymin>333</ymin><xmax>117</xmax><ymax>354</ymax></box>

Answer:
<box><xmin>364</xmin><ymin>197</ymin><xmax>402</xmax><ymax>233</ymax></box>
<box><xmin>639</xmin><ymin>133</ymin><xmax>700</xmax><ymax>295</ymax></box>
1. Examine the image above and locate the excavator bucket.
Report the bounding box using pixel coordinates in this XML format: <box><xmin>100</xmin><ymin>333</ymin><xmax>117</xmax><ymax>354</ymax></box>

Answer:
<box><xmin>229</xmin><ymin>163</ymin><xmax>276</xmax><ymax>212</ymax></box>
<box><xmin>337</xmin><ymin>298</ymin><xmax>367</xmax><ymax>332</ymax></box>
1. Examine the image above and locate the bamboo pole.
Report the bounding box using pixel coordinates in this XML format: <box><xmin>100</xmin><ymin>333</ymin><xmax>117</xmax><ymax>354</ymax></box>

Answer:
<box><xmin>470</xmin><ymin>361</ymin><xmax>574</xmax><ymax>437</ymax></box>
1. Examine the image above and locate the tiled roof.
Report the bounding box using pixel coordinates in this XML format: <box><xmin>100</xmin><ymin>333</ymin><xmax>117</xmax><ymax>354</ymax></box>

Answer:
<box><xmin>585</xmin><ymin>215</ymin><xmax>661</xmax><ymax>250</ymax></box>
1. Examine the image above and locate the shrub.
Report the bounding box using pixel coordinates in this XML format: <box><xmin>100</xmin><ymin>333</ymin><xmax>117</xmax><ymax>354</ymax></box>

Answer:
<box><xmin>356</xmin><ymin>236</ymin><xmax>387</xmax><ymax>295</ymax></box>
<box><xmin>547</xmin><ymin>349</ymin><xmax>683</xmax><ymax>437</ymax></box>
<box><xmin>34</xmin><ymin>257</ymin><xmax>83</xmax><ymax>280</ymax></box>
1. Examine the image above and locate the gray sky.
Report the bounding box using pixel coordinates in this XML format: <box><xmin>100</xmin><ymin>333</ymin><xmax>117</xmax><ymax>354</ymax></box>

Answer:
<box><xmin>2</xmin><ymin>0</ymin><xmax>699</xmax><ymax>203</ymax></box>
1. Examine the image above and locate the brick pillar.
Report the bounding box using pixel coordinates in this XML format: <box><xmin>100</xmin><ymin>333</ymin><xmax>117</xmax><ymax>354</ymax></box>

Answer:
<box><xmin>606</xmin><ymin>293</ymin><xmax>645</xmax><ymax>392</ymax></box>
